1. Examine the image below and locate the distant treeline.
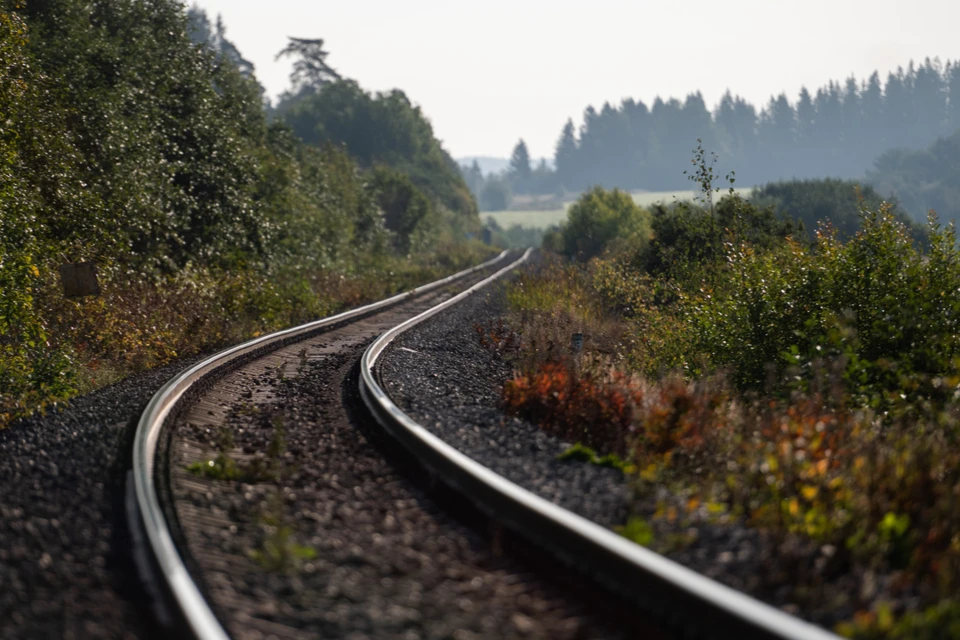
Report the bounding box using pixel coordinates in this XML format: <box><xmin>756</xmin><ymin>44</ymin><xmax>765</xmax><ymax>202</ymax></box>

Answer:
<box><xmin>464</xmin><ymin>58</ymin><xmax>960</xmax><ymax>208</ymax></box>
<box><xmin>868</xmin><ymin>129</ymin><xmax>960</xmax><ymax>225</ymax></box>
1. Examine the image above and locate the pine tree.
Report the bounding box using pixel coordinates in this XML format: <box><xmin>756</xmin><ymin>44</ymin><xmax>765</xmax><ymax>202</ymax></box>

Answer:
<box><xmin>508</xmin><ymin>139</ymin><xmax>532</xmax><ymax>194</ymax></box>
<box><xmin>554</xmin><ymin>119</ymin><xmax>578</xmax><ymax>191</ymax></box>
<box><xmin>947</xmin><ymin>62</ymin><xmax>960</xmax><ymax>131</ymax></box>
<box><xmin>276</xmin><ymin>37</ymin><xmax>341</xmax><ymax>94</ymax></box>
<box><xmin>861</xmin><ymin>72</ymin><xmax>884</xmax><ymax>156</ymax></box>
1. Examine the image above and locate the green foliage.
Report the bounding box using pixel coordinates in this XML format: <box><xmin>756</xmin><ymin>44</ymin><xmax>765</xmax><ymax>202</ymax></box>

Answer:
<box><xmin>507</xmin><ymin>150</ymin><xmax>960</xmax><ymax>633</ymax></box>
<box><xmin>187</xmin><ymin>427</ymin><xmax>241</xmax><ymax>480</ymax></box>
<box><xmin>560</xmin><ymin>187</ymin><xmax>651</xmax><ymax>261</ymax></box>
<box><xmin>547</xmin><ymin>58</ymin><xmax>960</xmax><ymax>193</ymax></box>
<box><xmin>683</xmin><ymin>207</ymin><xmax>960</xmax><ymax>406</ymax></box>
<box><xmin>0</xmin><ymin>7</ymin><xmax>78</xmax><ymax>423</ymax></box>
<box><xmin>248</xmin><ymin>493</ymin><xmax>317</xmax><ymax>573</ymax></box>
<box><xmin>277</xmin><ymin>79</ymin><xmax>478</xmax><ymax>219</ymax></box>
<box><xmin>187</xmin><ymin>454</ymin><xmax>241</xmax><ymax>481</ymax></box>
<box><xmin>751</xmin><ymin>178</ymin><xmax>925</xmax><ymax>242</ymax></box>
<box><xmin>558</xmin><ymin>443</ymin><xmax>634</xmax><ymax>473</ymax></box>
<box><xmin>0</xmin><ymin>2</ymin><xmax>497</xmax><ymax>428</ymax></box>
<box><xmin>18</xmin><ymin>0</ymin><xmax>270</xmax><ymax>272</ymax></box>
<box><xmin>483</xmin><ymin>217</ymin><xmax>543</xmax><ymax>249</ymax></box>
<box><xmin>616</xmin><ymin>516</ymin><xmax>655</xmax><ymax>546</ymax></box>
<box><xmin>639</xmin><ymin>196</ymin><xmax>792</xmax><ymax>280</ymax></box>
<box><xmin>275</xmin><ymin>36</ymin><xmax>340</xmax><ymax>92</ymax></box>
<box><xmin>369</xmin><ymin>166</ymin><xmax>436</xmax><ymax>253</ymax></box>
<box><xmin>840</xmin><ymin>600</ymin><xmax>960</xmax><ymax>639</ymax></box>
<box><xmin>507</xmin><ymin>139</ymin><xmax>532</xmax><ymax>194</ymax></box>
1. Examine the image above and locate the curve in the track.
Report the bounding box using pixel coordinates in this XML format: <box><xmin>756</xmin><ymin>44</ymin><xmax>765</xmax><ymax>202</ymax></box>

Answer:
<box><xmin>129</xmin><ymin>250</ymin><xmax>511</xmax><ymax>640</ymax></box>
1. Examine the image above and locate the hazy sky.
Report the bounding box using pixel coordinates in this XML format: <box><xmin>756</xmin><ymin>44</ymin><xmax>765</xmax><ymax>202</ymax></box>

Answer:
<box><xmin>190</xmin><ymin>0</ymin><xmax>960</xmax><ymax>160</ymax></box>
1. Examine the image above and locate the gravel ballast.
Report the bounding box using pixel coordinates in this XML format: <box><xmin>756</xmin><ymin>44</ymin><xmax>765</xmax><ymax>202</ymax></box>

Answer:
<box><xmin>0</xmin><ymin>355</ymin><xmax>211</xmax><ymax>639</ymax></box>
<box><xmin>167</xmin><ymin>262</ymin><xmax>646</xmax><ymax>639</ymax></box>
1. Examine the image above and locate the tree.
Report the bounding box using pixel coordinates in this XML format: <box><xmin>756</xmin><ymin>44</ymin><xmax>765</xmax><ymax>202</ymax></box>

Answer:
<box><xmin>480</xmin><ymin>178</ymin><xmax>510</xmax><ymax>211</ymax></box>
<box><xmin>947</xmin><ymin>61</ymin><xmax>960</xmax><ymax>131</ymax></box>
<box><xmin>370</xmin><ymin>166</ymin><xmax>434</xmax><ymax>253</ymax></box>
<box><xmin>276</xmin><ymin>37</ymin><xmax>341</xmax><ymax>94</ymax></box>
<box><xmin>860</xmin><ymin>72</ymin><xmax>884</xmax><ymax>160</ymax></box>
<box><xmin>460</xmin><ymin>160</ymin><xmax>484</xmax><ymax>197</ymax></box>
<box><xmin>280</xmin><ymin>80</ymin><xmax>477</xmax><ymax>217</ymax></box>
<box><xmin>884</xmin><ymin>69</ymin><xmax>911</xmax><ymax>148</ymax></box>
<box><xmin>561</xmin><ymin>187</ymin><xmax>651</xmax><ymax>261</ymax></box>
<box><xmin>508</xmin><ymin>139</ymin><xmax>532</xmax><ymax>193</ymax></box>
<box><xmin>554</xmin><ymin>119</ymin><xmax>578</xmax><ymax>191</ymax></box>
<box><xmin>794</xmin><ymin>87</ymin><xmax>816</xmax><ymax>173</ymax></box>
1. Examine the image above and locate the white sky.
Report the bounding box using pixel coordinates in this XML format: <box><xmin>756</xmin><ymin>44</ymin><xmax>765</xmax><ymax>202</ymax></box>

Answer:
<box><xmin>189</xmin><ymin>0</ymin><xmax>960</xmax><ymax>160</ymax></box>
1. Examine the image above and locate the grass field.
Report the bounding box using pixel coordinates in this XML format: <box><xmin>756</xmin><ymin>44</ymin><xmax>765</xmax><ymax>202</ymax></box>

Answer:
<box><xmin>483</xmin><ymin>188</ymin><xmax>754</xmax><ymax>230</ymax></box>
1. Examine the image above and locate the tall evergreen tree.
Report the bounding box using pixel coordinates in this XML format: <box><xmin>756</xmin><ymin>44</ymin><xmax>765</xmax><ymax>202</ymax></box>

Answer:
<box><xmin>861</xmin><ymin>72</ymin><xmax>885</xmax><ymax>159</ymax></box>
<box><xmin>554</xmin><ymin>119</ymin><xmax>578</xmax><ymax>191</ymax></box>
<box><xmin>884</xmin><ymin>68</ymin><xmax>911</xmax><ymax>148</ymax></box>
<box><xmin>912</xmin><ymin>57</ymin><xmax>947</xmax><ymax>143</ymax></box>
<box><xmin>947</xmin><ymin>61</ymin><xmax>960</xmax><ymax>131</ymax></box>
<box><xmin>508</xmin><ymin>139</ymin><xmax>533</xmax><ymax>193</ymax></box>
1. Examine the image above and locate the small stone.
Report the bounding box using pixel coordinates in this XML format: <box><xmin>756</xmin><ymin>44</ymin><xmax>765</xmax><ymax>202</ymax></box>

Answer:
<box><xmin>511</xmin><ymin>613</ymin><xmax>537</xmax><ymax>635</ymax></box>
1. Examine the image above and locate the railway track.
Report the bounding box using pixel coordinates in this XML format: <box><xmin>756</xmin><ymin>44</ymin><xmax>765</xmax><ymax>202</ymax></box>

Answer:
<box><xmin>129</xmin><ymin>248</ymin><xmax>840</xmax><ymax>639</ymax></box>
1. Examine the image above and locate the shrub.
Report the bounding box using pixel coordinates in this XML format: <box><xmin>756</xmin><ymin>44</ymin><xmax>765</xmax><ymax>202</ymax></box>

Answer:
<box><xmin>683</xmin><ymin>206</ymin><xmax>960</xmax><ymax>406</ymax></box>
<box><xmin>561</xmin><ymin>187</ymin><xmax>651</xmax><ymax>261</ymax></box>
<box><xmin>638</xmin><ymin>195</ymin><xmax>793</xmax><ymax>281</ymax></box>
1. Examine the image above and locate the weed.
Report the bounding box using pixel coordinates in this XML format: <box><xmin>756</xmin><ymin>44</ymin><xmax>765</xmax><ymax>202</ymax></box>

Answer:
<box><xmin>188</xmin><ymin>411</ymin><xmax>288</xmax><ymax>483</ymax></box>
<box><xmin>247</xmin><ymin>492</ymin><xmax>316</xmax><ymax>573</ymax></box>
<box><xmin>187</xmin><ymin>428</ymin><xmax>241</xmax><ymax>481</ymax></box>
<box><xmin>557</xmin><ymin>443</ymin><xmax>635</xmax><ymax>473</ymax></box>
<box><xmin>616</xmin><ymin>516</ymin><xmax>655</xmax><ymax>546</ymax></box>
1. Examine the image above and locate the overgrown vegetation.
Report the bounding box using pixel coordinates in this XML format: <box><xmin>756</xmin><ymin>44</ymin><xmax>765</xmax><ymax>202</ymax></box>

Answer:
<box><xmin>496</xmin><ymin>166</ymin><xmax>960</xmax><ymax>633</ymax></box>
<box><xmin>0</xmin><ymin>1</ymin><xmax>491</xmax><ymax>428</ymax></box>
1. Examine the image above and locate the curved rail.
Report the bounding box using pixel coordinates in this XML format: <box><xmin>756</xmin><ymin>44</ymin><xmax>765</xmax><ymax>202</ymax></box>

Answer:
<box><xmin>130</xmin><ymin>250</ymin><xmax>511</xmax><ymax>640</ymax></box>
<box><xmin>359</xmin><ymin>248</ymin><xmax>840</xmax><ymax>640</ymax></box>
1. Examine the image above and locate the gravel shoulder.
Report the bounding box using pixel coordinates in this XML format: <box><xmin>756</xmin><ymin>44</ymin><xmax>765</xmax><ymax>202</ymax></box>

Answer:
<box><xmin>0</xmin><ymin>354</ymin><xmax>211</xmax><ymax>639</ymax></box>
<box><xmin>380</xmin><ymin>281</ymin><xmax>632</xmax><ymax>530</ymax></box>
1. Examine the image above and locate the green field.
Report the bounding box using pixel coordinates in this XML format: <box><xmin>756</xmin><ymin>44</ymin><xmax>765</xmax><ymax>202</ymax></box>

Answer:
<box><xmin>484</xmin><ymin>188</ymin><xmax>754</xmax><ymax>230</ymax></box>
<box><xmin>483</xmin><ymin>209</ymin><xmax>568</xmax><ymax>229</ymax></box>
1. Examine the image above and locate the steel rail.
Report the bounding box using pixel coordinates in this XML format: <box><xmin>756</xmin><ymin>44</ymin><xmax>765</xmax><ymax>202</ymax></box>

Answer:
<box><xmin>130</xmin><ymin>249</ymin><xmax>510</xmax><ymax>640</ymax></box>
<box><xmin>359</xmin><ymin>247</ymin><xmax>841</xmax><ymax>640</ymax></box>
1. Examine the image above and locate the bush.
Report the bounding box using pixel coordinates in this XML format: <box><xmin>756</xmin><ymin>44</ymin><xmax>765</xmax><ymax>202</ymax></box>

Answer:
<box><xmin>682</xmin><ymin>206</ymin><xmax>960</xmax><ymax>406</ymax></box>
<box><xmin>638</xmin><ymin>195</ymin><xmax>792</xmax><ymax>280</ymax></box>
<box><xmin>561</xmin><ymin>187</ymin><xmax>651</xmax><ymax>261</ymax></box>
